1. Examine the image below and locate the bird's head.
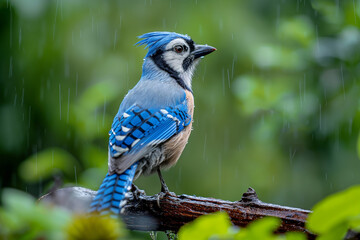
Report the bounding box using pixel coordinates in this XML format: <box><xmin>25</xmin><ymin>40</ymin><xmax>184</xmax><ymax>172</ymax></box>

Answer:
<box><xmin>136</xmin><ymin>31</ymin><xmax>216</xmax><ymax>90</ymax></box>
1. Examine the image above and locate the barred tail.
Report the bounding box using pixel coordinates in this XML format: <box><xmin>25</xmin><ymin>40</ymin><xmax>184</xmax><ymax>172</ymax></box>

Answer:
<box><xmin>90</xmin><ymin>163</ymin><xmax>138</xmax><ymax>215</ymax></box>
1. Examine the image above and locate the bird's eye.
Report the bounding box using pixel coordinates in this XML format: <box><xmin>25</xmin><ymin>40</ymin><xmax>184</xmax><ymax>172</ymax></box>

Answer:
<box><xmin>174</xmin><ymin>45</ymin><xmax>184</xmax><ymax>53</ymax></box>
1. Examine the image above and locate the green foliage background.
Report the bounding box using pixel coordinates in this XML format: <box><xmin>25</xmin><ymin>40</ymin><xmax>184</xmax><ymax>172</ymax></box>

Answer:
<box><xmin>1</xmin><ymin>0</ymin><xmax>360</xmax><ymax>219</ymax></box>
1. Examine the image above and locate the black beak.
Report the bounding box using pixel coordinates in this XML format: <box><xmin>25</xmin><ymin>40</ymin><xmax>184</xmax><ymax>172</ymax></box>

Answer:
<box><xmin>192</xmin><ymin>44</ymin><xmax>216</xmax><ymax>59</ymax></box>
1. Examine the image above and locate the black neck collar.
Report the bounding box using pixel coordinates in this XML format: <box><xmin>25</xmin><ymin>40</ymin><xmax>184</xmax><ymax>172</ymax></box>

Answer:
<box><xmin>151</xmin><ymin>52</ymin><xmax>192</xmax><ymax>93</ymax></box>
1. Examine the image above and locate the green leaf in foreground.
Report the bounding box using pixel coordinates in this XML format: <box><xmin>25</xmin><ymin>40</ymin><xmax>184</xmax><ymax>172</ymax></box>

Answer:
<box><xmin>0</xmin><ymin>188</ymin><xmax>71</xmax><ymax>240</ymax></box>
<box><xmin>178</xmin><ymin>211</ymin><xmax>233</xmax><ymax>240</ymax></box>
<box><xmin>178</xmin><ymin>211</ymin><xmax>306</xmax><ymax>240</ymax></box>
<box><xmin>306</xmin><ymin>185</ymin><xmax>360</xmax><ymax>239</ymax></box>
<box><xmin>235</xmin><ymin>217</ymin><xmax>281</xmax><ymax>240</ymax></box>
<box><xmin>66</xmin><ymin>214</ymin><xmax>127</xmax><ymax>240</ymax></box>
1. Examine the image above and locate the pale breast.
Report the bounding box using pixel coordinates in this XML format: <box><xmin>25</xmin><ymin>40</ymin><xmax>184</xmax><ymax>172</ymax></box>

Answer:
<box><xmin>161</xmin><ymin>90</ymin><xmax>194</xmax><ymax>169</ymax></box>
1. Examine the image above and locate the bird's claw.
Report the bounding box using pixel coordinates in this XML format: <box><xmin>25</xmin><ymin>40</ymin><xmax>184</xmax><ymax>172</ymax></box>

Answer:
<box><xmin>131</xmin><ymin>184</ymin><xmax>145</xmax><ymax>201</ymax></box>
<box><xmin>156</xmin><ymin>190</ymin><xmax>176</xmax><ymax>208</ymax></box>
<box><xmin>156</xmin><ymin>191</ymin><xmax>167</xmax><ymax>208</ymax></box>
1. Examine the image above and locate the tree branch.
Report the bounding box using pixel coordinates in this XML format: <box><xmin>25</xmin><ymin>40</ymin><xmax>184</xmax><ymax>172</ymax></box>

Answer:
<box><xmin>39</xmin><ymin>186</ymin><xmax>316</xmax><ymax>239</ymax></box>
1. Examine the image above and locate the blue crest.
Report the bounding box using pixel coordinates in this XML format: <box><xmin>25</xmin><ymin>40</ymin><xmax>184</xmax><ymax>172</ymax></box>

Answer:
<box><xmin>136</xmin><ymin>32</ymin><xmax>192</xmax><ymax>57</ymax></box>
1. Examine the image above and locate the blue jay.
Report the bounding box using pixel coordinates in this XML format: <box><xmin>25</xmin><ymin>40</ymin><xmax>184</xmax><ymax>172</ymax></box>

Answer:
<box><xmin>90</xmin><ymin>32</ymin><xmax>216</xmax><ymax>215</ymax></box>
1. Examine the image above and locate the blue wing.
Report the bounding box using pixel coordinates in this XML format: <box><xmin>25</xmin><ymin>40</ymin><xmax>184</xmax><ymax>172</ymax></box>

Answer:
<box><xmin>108</xmin><ymin>101</ymin><xmax>191</xmax><ymax>161</ymax></box>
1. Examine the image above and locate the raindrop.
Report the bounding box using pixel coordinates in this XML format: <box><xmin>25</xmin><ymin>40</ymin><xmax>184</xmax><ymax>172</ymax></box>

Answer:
<box><xmin>340</xmin><ymin>64</ymin><xmax>346</xmax><ymax>99</ymax></box>
<box><xmin>315</xmin><ymin>25</ymin><xmax>319</xmax><ymax>57</ymax></box>
<box><xmin>28</xmin><ymin>106</ymin><xmax>31</xmax><ymax>128</ymax></box>
<box><xmin>60</xmin><ymin>0</ymin><xmax>63</xmax><ymax>21</ymax></box>
<box><xmin>219</xmin><ymin>19</ymin><xmax>223</xmax><ymax>31</ymax></box>
<box><xmin>319</xmin><ymin>104</ymin><xmax>322</xmax><ymax>130</ymax></box>
<box><xmin>299</xmin><ymin>78</ymin><xmax>302</xmax><ymax>108</ymax></box>
<box><xmin>35</xmin><ymin>146</ymin><xmax>38</xmax><ymax>176</ymax></box>
<box><xmin>218</xmin><ymin>154</ymin><xmax>222</xmax><ymax>194</ymax></box>
<box><xmin>289</xmin><ymin>148</ymin><xmax>296</xmax><ymax>164</ymax></box>
<box><xmin>13</xmin><ymin>92</ymin><xmax>17</xmax><ymax>106</ymax></box>
<box><xmin>202</xmin><ymin>64</ymin><xmax>207</xmax><ymax>82</ymax></box>
<box><xmin>276</xmin><ymin>4</ymin><xmax>280</xmax><ymax>30</ymax></box>
<box><xmin>59</xmin><ymin>84</ymin><xmax>62</xmax><ymax>120</ymax></box>
<box><xmin>231</xmin><ymin>55</ymin><xmax>236</xmax><ymax>79</ymax></box>
<box><xmin>162</xmin><ymin>18</ymin><xmax>166</xmax><ymax>28</ymax></box>
<box><xmin>74</xmin><ymin>166</ymin><xmax>77</xmax><ymax>185</ymax></box>
<box><xmin>9</xmin><ymin>56</ymin><xmax>12</xmax><ymax>78</ymax></box>
<box><xmin>222</xmin><ymin>68</ymin><xmax>225</xmax><ymax>95</ymax></box>
<box><xmin>114</xmin><ymin>30</ymin><xmax>117</xmax><ymax>49</ymax></box>
<box><xmin>76</xmin><ymin>72</ymin><xmax>78</xmax><ymax>96</ymax></box>
<box><xmin>349</xmin><ymin>118</ymin><xmax>353</xmax><ymax>134</ymax></box>
<box><xmin>203</xmin><ymin>135</ymin><xmax>207</xmax><ymax>161</ymax></box>
<box><xmin>303</xmin><ymin>73</ymin><xmax>306</xmax><ymax>101</ymax></box>
<box><xmin>67</xmin><ymin>88</ymin><xmax>70</xmax><ymax>123</ymax></box>
<box><xmin>18</xmin><ymin>27</ymin><xmax>21</xmax><ymax>48</ymax></box>
<box><xmin>55</xmin><ymin>0</ymin><xmax>59</xmax><ymax>24</ymax></box>
<box><xmin>102</xmin><ymin>96</ymin><xmax>106</xmax><ymax>126</ymax></box>
<box><xmin>353</xmin><ymin>0</ymin><xmax>357</xmax><ymax>24</ymax></box>
<box><xmin>71</xmin><ymin>31</ymin><xmax>74</xmax><ymax>45</ymax></box>
<box><xmin>53</xmin><ymin>23</ymin><xmax>56</xmax><ymax>40</ymax></box>
<box><xmin>227</xmin><ymin>68</ymin><xmax>230</xmax><ymax>88</ymax></box>
<box><xmin>9</xmin><ymin>8</ymin><xmax>12</xmax><ymax>48</ymax></box>
<box><xmin>296</xmin><ymin>0</ymin><xmax>299</xmax><ymax>11</ymax></box>
<box><xmin>21</xmin><ymin>88</ymin><xmax>24</xmax><ymax>106</ymax></box>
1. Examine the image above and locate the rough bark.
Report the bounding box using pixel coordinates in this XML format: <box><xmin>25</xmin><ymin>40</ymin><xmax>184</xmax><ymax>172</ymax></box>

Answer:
<box><xmin>39</xmin><ymin>186</ymin><xmax>316</xmax><ymax>239</ymax></box>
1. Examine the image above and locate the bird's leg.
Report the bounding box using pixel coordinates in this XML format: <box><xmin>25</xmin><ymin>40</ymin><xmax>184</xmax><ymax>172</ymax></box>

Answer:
<box><xmin>156</xmin><ymin>168</ymin><xmax>177</xmax><ymax>207</ymax></box>
<box><xmin>157</xmin><ymin>168</ymin><xmax>170</xmax><ymax>193</ymax></box>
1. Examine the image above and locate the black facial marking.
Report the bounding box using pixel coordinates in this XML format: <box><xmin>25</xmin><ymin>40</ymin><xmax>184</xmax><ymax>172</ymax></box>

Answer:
<box><xmin>182</xmin><ymin>55</ymin><xmax>194</xmax><ymax>71</ymax></box>
<box><xmin>151</xmin><ymin>50</ymin><xmax>192</xmax><ymax>93</ymax></box>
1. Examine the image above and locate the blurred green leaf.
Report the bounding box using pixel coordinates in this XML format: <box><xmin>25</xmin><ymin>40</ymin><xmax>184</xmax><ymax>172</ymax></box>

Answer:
<box><xmin>0</xmin><ymin>188</ymin><xmax>71</xmax><ymax>240</ymax></box>
<box><xmin>307</xmin><ymin>185</ymin><xmax>360</xmax><ymax>237</ymax></box>
<box><xmin>349</xmin><ymin>215</ymin><xmax>360</xmax><ymax>232</ymax></box>
<box><xmin>66</xmin><ymin>214</ymin><xmax>127</xmax><ymax>240</ymax></box>
<box><xmin>178</xmin><ymin>211</ymin><xmax>233</xmax><ymax>240</ymax></box>
<box><xmin>19</xmin><ymin>148</ymin><xmax>77</xmax><ymax>182</ymax></box>
<box><xmin>235</xmin><ymin>217</ymin><xmax>281</xmax><ymax>240</ymax></box>
<box><xmin>278</xmin><ymin>16</ymin><xmax>314</xmax><ymax>47</ymax></box>
<box><xmin>315</xmin><ymin>222</ymin><xmax>349</xmax><ymax>240</ymax></box>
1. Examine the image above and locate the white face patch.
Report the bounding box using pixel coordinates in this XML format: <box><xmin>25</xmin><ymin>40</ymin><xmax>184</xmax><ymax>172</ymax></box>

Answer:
<box><xmin>163</xmin><ymin>38</ymin><xmax>190</xmax><ymax>73</ymax></box>
<box><xmin>161</xmin><ymin>38</ymin><xmax>201</xmax><ymax>90</ymax></box>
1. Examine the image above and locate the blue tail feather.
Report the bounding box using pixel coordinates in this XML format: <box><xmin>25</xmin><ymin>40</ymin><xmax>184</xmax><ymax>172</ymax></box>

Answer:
<box><xmin>90</xmin><ymin>163</ymin><xmax>138</xmax><ymax>215</ymax></box>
